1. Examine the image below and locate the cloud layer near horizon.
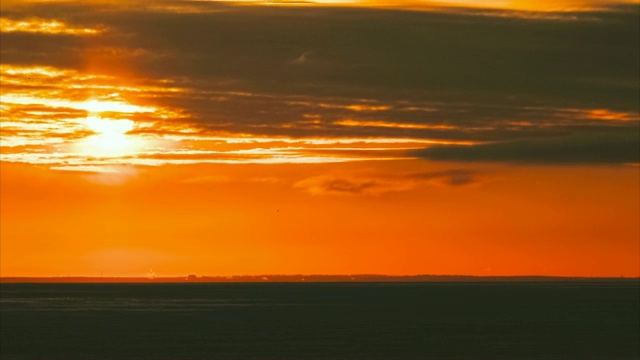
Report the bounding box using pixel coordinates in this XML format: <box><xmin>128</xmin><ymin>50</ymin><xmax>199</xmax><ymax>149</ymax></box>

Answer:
<box><xmin>0</xmin><ymin>0</ymin><xmax>638</xmax><ymax>168</ymax></box>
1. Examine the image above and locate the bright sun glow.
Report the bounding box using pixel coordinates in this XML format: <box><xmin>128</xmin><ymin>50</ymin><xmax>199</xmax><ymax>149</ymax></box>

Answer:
<box><xmin>86</xmin><ymin>116</ymin><xmax>135</xmax><ymax>135</ymax></box>
<box><xmin>77</xmin><ymin>116</ymin><xmax>144</xmax><ymax>157</ymax></box>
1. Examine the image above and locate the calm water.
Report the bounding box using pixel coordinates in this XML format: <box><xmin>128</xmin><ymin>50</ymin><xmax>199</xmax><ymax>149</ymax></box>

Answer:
<box><xmin>1</xmin><ymin>282</ymin><xmax>638</xmax><ymax>359</ymax></box>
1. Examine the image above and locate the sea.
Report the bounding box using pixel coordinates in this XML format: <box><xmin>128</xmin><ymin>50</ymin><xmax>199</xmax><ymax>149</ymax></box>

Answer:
<box><xmin>1</xmin><ymin>281</ymin><xmax>638</xmax><ymax>359</ymax></box>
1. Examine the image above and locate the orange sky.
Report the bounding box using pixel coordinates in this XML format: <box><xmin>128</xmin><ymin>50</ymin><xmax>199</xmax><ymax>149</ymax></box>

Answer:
<box><xmin>1</xmin><ymin>0</ymin><xmax>638</xmax><ymax>277</ymax></box>
<box><xmin>2</xmin><ymin>160</ymin><xmax>638</xmax><ymax>277</ymax></box>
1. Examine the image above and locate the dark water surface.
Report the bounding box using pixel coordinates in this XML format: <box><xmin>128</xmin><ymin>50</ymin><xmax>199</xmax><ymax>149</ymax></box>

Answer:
<box><xmin>1</xmin><ymin>282</ymin><xmax>638</xmax><ymax>359</ymax></box>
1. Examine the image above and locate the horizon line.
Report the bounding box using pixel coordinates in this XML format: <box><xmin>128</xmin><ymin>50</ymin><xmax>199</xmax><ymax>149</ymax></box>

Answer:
<box><xmin>2</xmin><ymin>274</ymin><xmax>639</xmax><ymax>284</ymax></box>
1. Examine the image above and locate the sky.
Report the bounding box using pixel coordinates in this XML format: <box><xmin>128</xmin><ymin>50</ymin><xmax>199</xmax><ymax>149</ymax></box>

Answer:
<box><xmin>1</xmin><ymin>0</ymin><xmax>638</xmax><ymax>277</ymax></box>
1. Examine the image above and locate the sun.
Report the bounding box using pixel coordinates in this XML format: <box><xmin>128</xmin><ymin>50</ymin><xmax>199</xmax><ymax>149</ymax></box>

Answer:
<box><xmin>86</xmin><ymin>116</ymin><xmax>134</xmax><ymax>135</ymax></box>
<box><xmin>77</xmin><ymin>116</ymin><xmax>142</xmax><ymax>156</ymax></box>
<box><xmin>69</xmin><ymin>95</ymin><xmax>156</xmax><ymax>158</ymax></box>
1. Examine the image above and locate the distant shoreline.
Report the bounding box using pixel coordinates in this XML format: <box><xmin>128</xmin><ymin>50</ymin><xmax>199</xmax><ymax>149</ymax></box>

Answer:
<box><xmin>2</xmin><ymin>275</ymin><xmax>639</xmax><ymax>284</ymax></box>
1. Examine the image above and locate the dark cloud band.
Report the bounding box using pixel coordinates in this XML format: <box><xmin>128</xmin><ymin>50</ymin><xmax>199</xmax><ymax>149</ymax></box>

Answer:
<box><xmin>412</xmin><ymin>133</ymin><xmax>640</xmax><ymax>164</ymax></box>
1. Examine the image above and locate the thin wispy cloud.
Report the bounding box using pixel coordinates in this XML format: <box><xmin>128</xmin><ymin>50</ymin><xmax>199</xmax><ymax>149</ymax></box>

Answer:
<box><xmin>294</xmin><ymin>169</ymin><xmax>483</xmax><ymax>196</ymax></box>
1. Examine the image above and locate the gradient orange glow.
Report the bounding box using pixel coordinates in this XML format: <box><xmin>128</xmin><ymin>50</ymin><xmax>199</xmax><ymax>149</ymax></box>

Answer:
<box><xmin>2</xmin><ymin>159</ymin><xmax>638</xmax><ymax>277</ymax></box>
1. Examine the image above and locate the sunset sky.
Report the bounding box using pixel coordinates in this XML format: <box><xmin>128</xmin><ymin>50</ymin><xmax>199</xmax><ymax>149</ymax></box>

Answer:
<box><xmin>1</xmin><ymin>0</ymin><xmax>638</xmax><ymax>277</ymax></box>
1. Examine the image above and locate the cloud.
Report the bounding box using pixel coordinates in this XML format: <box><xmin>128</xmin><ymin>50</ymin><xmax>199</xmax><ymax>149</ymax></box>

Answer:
<box><xmin>3</xmin><ymin>1</ymin><xmax>638</xmax><ymax>113</ymax></box>
<box><xmin>412</xmin><ymin>133</ymin><xmax>640</xmax><ymax>164</ymax></box>
<box><xmin>0</xmin><ymin>17</ymin><xmax>102</xmax><ymax>35</ymax></box>
<box><xmin>410</xmin><ymin>169</ymin><xmax>479</xmax><ymax>186</ymax></box>
<box><xmin>294</xmin><ymin>175</ymin><xmax>414</xmax><ymax>196</ymax></box>
<box><xmin>294</xmin><ymin>169</ymin><xmax>481</xmax><ymax>195</ymax></box>
<box><xmin>1</xmin><ymin>1</ymin><xmax>638</xmax><ymax>169</ymax></box>
<box><xmin>291</xmin><ymin>51</ymin><xmax>312</xmax><ymax>65</ymax></box>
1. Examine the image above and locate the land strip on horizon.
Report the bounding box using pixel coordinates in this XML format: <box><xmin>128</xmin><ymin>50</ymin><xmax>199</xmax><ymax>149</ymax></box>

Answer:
<box><xmin>2</xmin><ymin>275</ymin><xmax>638</xmax><ymax>283</ymax></box>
